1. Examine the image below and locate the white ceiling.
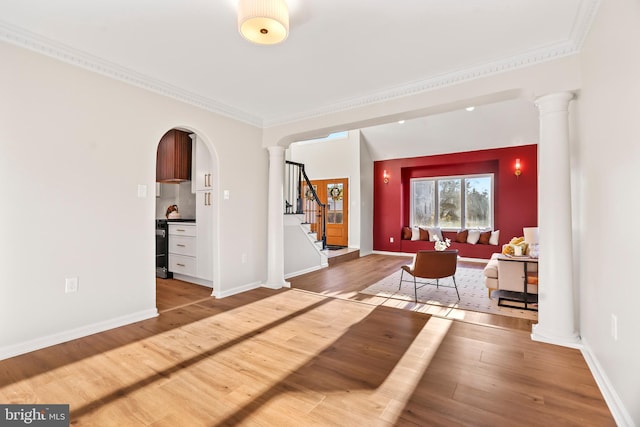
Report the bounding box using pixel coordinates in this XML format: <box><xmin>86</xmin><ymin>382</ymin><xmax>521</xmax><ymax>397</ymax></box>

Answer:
<box><xmin>360</xmin><ymin>99</ymin><xmax>540</xmax><ymax>160</ymax></box>
<box><xmin>0</xmin><ymin>0</ymin><xmax>598</xmax><ymax>158</ymax></box>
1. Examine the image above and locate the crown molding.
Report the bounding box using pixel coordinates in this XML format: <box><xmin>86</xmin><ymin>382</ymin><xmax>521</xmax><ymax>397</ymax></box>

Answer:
<box><xmin>264</xmin><ymin>40</ymin><xmax>580</xmax><ymax>127</ymax></box>
<box><xmin>0</xmin><ymin>0</ymin><xmax>600</xmax><ymax>129</ymax></box>
<box><xmin>0</xmin><ymin>20</ymin><xmax>263</xmax><ymax>127</ymax></box>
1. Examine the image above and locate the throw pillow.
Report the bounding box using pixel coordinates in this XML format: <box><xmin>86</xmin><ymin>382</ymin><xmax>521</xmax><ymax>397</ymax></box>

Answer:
<box><xmin>411</xmin><ymin>227</ymin><xmax>420</xmax><ymax>241</ymax></box>
<box><xmin>489</xmin><ymin>230</ymin><xmax>500</xmax><ymax>245</ymax></box>
<box><xmin>467</xmin><ymin>230</ymin><xmax>481</xmax><ymax>244</ymax></box>
<box><xmin>427</xmin><ymin>227</ymin><xmax>443</xmax><ymax>242</ymax></box>
<box><xmin>455</xmin><ymin>229</ymin><xmax>468</xmax><ymax>243</ymax></box>
<box><xmin>478</xmin><ymin>230</ymin><xmax>491</xmax><ymax>245</ymax></box>
<box><xmin>419</xmin><ymin>227</ymin><xmax>430</xmax><ymax>241</ymax></box>
<box><xmin>402</xmin><ymin>227</ymin><xmax>412</xmax><ymax>240</ymax></box>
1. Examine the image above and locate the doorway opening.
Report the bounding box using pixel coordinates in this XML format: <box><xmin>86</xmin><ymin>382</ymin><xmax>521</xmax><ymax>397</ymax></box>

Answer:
<box><xmin>303</xmin><ymin>178</ymin><xmax>349</xmax><ymax>248</ymax></box>
<box><xmin>154</xmin><ymin>127</ymin><xmax>220</xmax><ymax>310</ymax></box>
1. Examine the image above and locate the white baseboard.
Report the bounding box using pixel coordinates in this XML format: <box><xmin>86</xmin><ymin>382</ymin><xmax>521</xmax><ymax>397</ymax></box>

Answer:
<box><xmin>0</xmin><ymin>308</ymin><xmax>158</xmax><ymax>361</ymax></box>
<box><xmin>581</xmin><ymin>338</ymin><xmax>635</xmax><ymax>427</ymax></box>
<box><xmin>215</xmin><ymin>280</ymin><xmax>263</xmax><ymax>298</ymax></box>
<box><xmin>372</xmin><ymin>250</ymin><xmax>414</xmax><ymax>257</ymax></box>
<box><xmin>172</xmin><ymin>273</ymin><xmax>213</xmax><ymax>288</ymax></box>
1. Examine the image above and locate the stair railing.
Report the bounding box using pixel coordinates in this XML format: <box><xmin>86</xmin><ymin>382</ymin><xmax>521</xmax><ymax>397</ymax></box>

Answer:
<box><xmin>285</xmin><ymin>160</ymin><xmax>327</xmax><ymax>250</ymax></box>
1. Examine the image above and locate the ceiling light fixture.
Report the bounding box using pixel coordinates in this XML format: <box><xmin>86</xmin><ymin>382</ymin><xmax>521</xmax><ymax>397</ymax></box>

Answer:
<box><xmin>238</xmin><ymin>0</ymin><xmax>289</xmax><ymax>45</ymax></box>
<box><xmin>465</xmin><ymin>106</ymin><xmax>475</xmax><ymax>112</ymax></box>
<box><xmin>398</xmin><ymin>120</ymin><xmax>405</xmax><ymax>124</ymax></box>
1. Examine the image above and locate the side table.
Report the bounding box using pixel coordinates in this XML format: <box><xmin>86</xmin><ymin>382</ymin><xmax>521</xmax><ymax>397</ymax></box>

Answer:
<box><xmin>494</xmin><ymin>254</ymin><xmax>539</xmax><ymax>311</ymax></box>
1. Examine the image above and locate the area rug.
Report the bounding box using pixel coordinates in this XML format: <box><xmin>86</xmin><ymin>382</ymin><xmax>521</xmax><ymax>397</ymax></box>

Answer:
<box><xmin>359</xmin><ymin>266</ymin><xmax>538</xmax><ymax>320</ymax></box>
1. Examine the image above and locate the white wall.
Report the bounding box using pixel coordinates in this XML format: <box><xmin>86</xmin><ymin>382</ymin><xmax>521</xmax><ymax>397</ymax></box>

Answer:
<box><xmin>0</xmin><ymin>41</ymin><xmax>267</xmax><ymax>356</ymax></box>
<box><xmin>288</xmin><ymin>131</ymin><xmax>362</xmax><ymax>248</ymax></box>
<box><xmin>283</xmin><ymin>215</ymin><xmax>326</xmax><ymax>277</ymax></box>
<box><xmin>358</xmin><ymin>132</ymin><xmax>374</xmax><ymax>255</ymax></box>
<box><xmin>577</xmin><ymin>1</ymin><xmax>640</xmax><ymax>424</ymax></box>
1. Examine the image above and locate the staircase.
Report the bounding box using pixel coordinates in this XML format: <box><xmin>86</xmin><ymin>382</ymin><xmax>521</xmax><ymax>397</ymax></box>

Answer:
<box><xmin>284</xmin><ymin>161</ymin><xmax>326</xmax><ymax>250</ymax></box>
<box><xmin>283</xmin><ymin>161</ymin><xmax>359</xmax><ymax>274</ymax></box>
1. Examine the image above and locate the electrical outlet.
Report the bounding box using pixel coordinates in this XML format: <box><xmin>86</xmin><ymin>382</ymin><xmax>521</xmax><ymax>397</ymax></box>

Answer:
<box><xmin>241</xmin><ymin>253</ymin><xmax>248</xmax><ymax>264</ymax></box>
<box><xmin>390</xmin><ymin>237</ymin><xmax>394</xmax><ymax>243</ymax></box>
<box><xmin>611</xmin><ymin>314</ymin><xmax>618</xmax><ymax>341</ymax></box>
<box><xmin>65</xmin><ymin>277</ymin><xmax>79</xmax><ymax>294</ymax></box>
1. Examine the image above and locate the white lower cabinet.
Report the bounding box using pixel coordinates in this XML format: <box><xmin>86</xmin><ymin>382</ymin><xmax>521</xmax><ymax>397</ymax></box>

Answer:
<box><xmin>168</xmin><ymin>220</ymin><xmax>212</xmax><ymax>284</ymax></box>
<box><xmin>168</xmin><ymin>223</ymin><xmax>197</xmax><ymax>277</ymax></box>
<box><xmin>168</xmin><ymin>253</ymin><xmax>197</xmax><ymax>276</ymax></box>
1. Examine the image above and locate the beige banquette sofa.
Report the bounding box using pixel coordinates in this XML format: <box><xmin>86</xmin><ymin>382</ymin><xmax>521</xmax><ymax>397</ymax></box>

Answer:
<box><xmin>483</xmin><ymin>227</ymin><xmax>539</xmax><ymax>297</ymax></box>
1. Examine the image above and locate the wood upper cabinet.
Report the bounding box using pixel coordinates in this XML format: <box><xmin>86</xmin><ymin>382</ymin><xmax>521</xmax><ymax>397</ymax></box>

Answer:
<box><xmin>156</xmin><ymin>129</ymin><xmax>192</xmax><ymax>183</ymax></box>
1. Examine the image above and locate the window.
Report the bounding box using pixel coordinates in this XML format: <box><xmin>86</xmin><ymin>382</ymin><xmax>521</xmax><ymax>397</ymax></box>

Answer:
<box><xmin>410</xmin><ymin>174</ymin><xmax>493</xmax><ymax>229</ymax></box>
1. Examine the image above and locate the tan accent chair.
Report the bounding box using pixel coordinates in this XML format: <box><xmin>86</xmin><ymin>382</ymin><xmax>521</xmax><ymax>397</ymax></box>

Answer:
<box><xmin>399</xmin><ymin>250</ymin><xmax>460</xmax><ymax>301</ymax></box>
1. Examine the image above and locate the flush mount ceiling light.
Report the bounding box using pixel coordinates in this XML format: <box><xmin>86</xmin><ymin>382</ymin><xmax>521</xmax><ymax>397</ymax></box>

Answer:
<box><xmin>238</xmin><ymin>0</ymin><xmax>289</xmax><ymax>45</ymax></box>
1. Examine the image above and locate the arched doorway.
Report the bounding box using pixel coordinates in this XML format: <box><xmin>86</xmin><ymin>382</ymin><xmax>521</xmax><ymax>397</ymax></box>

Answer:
<box><xmin>154</xmin><ymin>127</ymin><xmax>220</xmax><ymax>303</ymax></box>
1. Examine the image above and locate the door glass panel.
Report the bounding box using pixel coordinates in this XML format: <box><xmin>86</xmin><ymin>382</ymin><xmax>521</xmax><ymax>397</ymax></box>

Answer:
<box><xmin>302</xmin><ymin>184</ymin><xmax>319</xmax><ymax>229</ymax></box>
<box><xmin>327</xmin><ymin>183</ymin><xmax>343</xmax><ymax>224</ymax></box>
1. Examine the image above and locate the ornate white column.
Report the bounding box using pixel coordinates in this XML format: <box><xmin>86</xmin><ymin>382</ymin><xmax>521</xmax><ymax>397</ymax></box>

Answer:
<box><xmin>531</xmin><ymin>92</ymin><xmax>580</xmax><ymax>346</ymax></box>
<box><xmin>264</xmin><ymin>146</ymin><xmax>289</xmax><ymax>289</ymax></box>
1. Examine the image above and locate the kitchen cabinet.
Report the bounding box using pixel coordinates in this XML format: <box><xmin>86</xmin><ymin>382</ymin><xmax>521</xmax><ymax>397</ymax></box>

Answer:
<box><xmin>168</xmin><ymin>223</ymin><xmax>197</xmax><ymax>277</ymax></box>
<box><xmin>157</xmin><ymin>129</ymin><xmax>192</xmax><ymax>183</ymax></box>
<box><xmin>167</xmin><ymin>219</ymin><xmax>212</xmax><ymax>284</ymax></box>
<box><xmin>190</xmin><ymin>133</ymin><xmax>214</xmax><ymax>283</ymax></box>
<box><xmin>191</xmin><ymin>134</ymin><xmax>213</xmax><ymax>192</ymax></box>
<box><xmin>196</xmin><ymin>191</ymin><xmax>213</xmax><ymax>281</ymax></box>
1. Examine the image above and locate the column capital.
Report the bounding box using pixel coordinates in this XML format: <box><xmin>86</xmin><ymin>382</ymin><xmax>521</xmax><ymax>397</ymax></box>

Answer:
<box><xmin>535</xmin><ymin>91</ymin><xmax>575</xmax><ymax>115</ymax></box>
<box><xmin>267</xmin><ymin>145</ymin><xmax>286</xmax><ymax>155</ymax></box>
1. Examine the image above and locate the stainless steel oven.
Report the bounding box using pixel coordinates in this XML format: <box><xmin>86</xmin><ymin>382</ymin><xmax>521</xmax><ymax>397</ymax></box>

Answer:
<box><xmin>155</xmin><ymin>219</ymin><xmax>172</xmax><ymax>278</ymax></box>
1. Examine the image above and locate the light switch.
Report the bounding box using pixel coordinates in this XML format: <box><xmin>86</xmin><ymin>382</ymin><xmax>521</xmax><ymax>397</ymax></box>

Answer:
<box><xmin>137</xmin><ymin>184</ymin><xmax>147</xmax><ymax>198</ymax></box>
<box><xmin>65</xmin><ymin>277</ymin><xmax>79</xmax><ymax>293</ymax></box>
<box><xmin>224</xmin><ymin>190</ymin><xmax>230</xmax><ymax>200</ymax></box>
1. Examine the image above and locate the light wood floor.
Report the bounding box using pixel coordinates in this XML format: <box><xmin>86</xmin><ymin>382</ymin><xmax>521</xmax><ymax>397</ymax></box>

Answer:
<box><xmin>290</xmin><ymin>254</ymin><xmax>536</xmax><ymax>331</ymax></box>
<box><xmin>0</xmin><ymin>255</ymin><xmax>613</xmax><ymax>426</ymax></box>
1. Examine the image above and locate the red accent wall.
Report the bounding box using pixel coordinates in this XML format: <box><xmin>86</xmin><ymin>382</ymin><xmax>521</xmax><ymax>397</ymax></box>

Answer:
<box><xmin>373</xmin><ymin>144</ymin><xmax>538</xmax><ymax>253</ymax></box>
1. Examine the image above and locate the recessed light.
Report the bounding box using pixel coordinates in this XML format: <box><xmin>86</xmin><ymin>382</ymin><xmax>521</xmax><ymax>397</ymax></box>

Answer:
<box><xmin>398</xmin><ymin>120</ymin><xmax>405</xmax><ymax>124</ymax></box>
<box><xmin>465</xmin><ymin>106</ymin><xmax>475</xmax><ymax>112</ymax></box>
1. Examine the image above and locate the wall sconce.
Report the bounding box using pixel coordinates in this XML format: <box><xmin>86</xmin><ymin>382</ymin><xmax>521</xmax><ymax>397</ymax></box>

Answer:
<box><xmin>383</xmin><ymin>170</ymin><xmax>390</xmax><ymax>184</ymax></box>
<box><xmin>514</xmin><ymin>158</ymin><xmax>522</xmax><ymax>177</ymax></box>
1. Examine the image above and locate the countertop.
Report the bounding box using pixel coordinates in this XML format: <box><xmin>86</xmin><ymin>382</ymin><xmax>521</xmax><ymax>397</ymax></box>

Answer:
<box><xmin>157</xmin><ymin>218</ymin><xmax>196</xmax><ymax>223</ymax></box>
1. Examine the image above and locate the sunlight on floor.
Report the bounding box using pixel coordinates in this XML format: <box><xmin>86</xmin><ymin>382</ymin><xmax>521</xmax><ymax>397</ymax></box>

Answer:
<box><xmin>376</xmin><ymin>317</ymin><xmax>453</xmax><ymax>424</ymax></box>
<box><xmin>2</xmin><ymin>289</ymin><xmax>457</xmax><ymax>425</ymax></box>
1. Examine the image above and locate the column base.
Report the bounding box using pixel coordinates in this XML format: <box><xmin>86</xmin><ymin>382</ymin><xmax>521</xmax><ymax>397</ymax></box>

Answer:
<box><xmin>262</xmin><ymin>281</ymin><xmax>291</xmax><ymax>290</ymax></box>
<box><xmin>531</xmin><ymin>323</ymin><xmax>582</xmax><ymax>349</ymax></box>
